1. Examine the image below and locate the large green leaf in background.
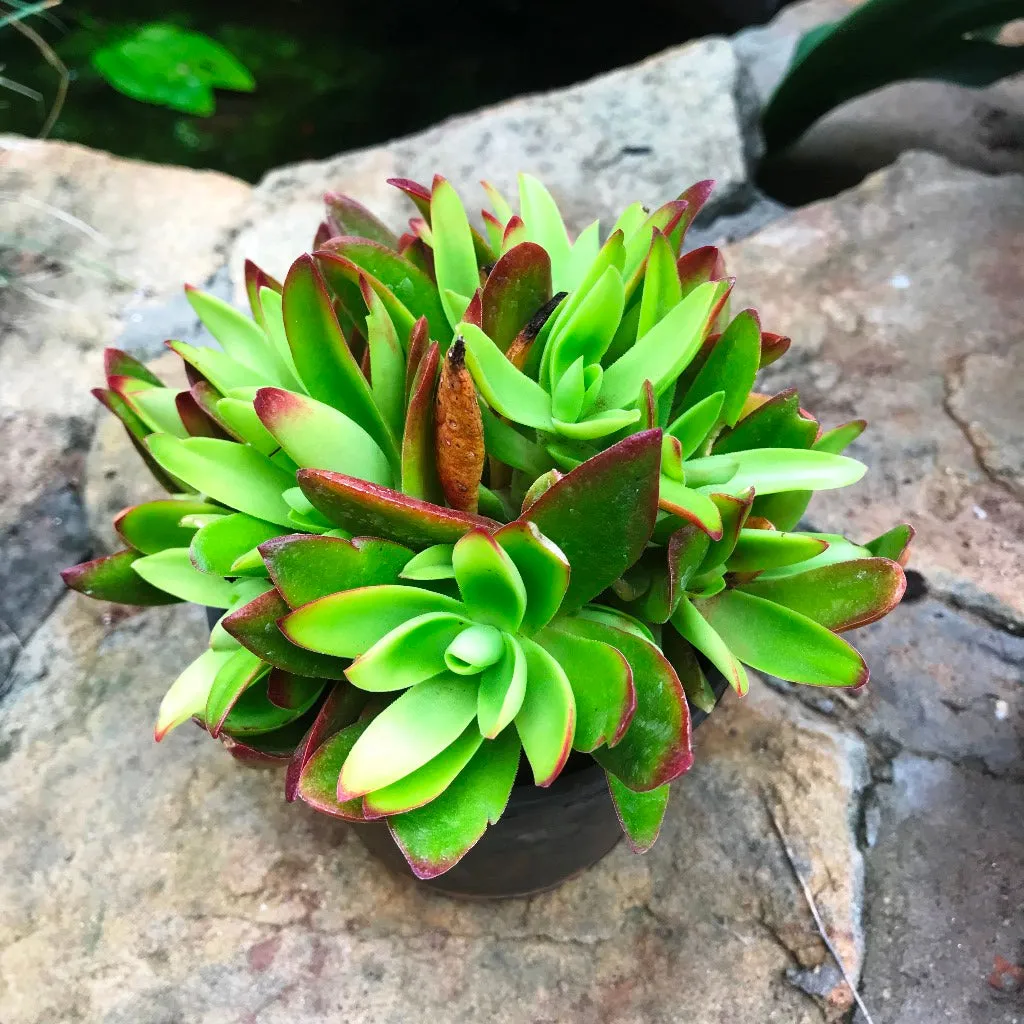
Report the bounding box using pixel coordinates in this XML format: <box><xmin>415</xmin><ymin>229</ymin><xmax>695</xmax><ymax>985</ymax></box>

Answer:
<box><xmin>763</xmin><ymin>0</ymin><xmax>1024</xmax><ymax>152</ymax></box>
<box><xmin>92</xmin><ymin>24</ymin><xmax>255</xmax><ymax>116</ymax></box>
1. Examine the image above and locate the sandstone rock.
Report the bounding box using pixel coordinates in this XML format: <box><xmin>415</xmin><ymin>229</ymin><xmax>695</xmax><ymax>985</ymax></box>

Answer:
<box><xmin>0</xmin><ymin>595</ymin><xmax>864</xmax><ymax>1024</ymax></box>
<box><xmin>726</xmin><ymin>152</ymin><xmax>1024</xmax><ymax>626</ymax></box>
<box><xmin>0</xmin><ymin>139</ymin><xmax>250</xmax><ymax>647</ymax></box>
<box><xmin>855</xmin><ymin>755</ymin><xmax>1024</xmax><ymax>1024</ymax></box>
<box><xmin>230</xmin><ymin>37</ymin><xmax>760</xmax><ymax>287</ymax></box>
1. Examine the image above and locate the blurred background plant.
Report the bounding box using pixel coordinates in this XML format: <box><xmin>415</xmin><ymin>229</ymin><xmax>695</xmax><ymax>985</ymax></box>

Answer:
<box><xmin>1</xmin><ymin>0</ymin><xmax>792</xmax><ymax>182</ymax></box>
<box><xmin>763</xmin><ymin>0</ymin><xmax>1024</xmax><ymax>153</ymax></box>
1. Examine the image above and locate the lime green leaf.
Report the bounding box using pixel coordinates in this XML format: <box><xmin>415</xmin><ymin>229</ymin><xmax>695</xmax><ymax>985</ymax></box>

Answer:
<box><xmin>671</xmin><ymin>597</ymin><xmax>749</xmax><ymax>696</ymax></box>
<box><xmin>401</xmin><ymin>341</ymin><xmax>444</xmax><ymax>502</ymax></box>
<box><xmin>677</xmin><ymin>309</ymin><xmax>761</xmax><ymax>428</ymax></box>
<box><xmin>536</xmin><ymin>623</ymin><xmax>634</xmax><ymax>752</ymax></box>
<box><xmin>560</xmin><ymin>614</ymin><xmax>691</xmax><ymax>789</ymax></box>
<box><xmin>600</xmin><ymin>280</ymin><xmax>724</xmax><ymax>409</ymax></box>
<box><xmin>346</xmin><ymin>611</ymin><xmax>471</xmax><ymax>692</ymax></box>
<box><xmin>865</xmin><ymin>523</ymin><xmax>914</xmax><ymax>562</ymax></box>
<box><xmin>282</xmin><ymin>256</ymin><xmax>398</xmax><ymax>463</ymax></box>
<box><xmin>690</xmin><ymin>449</ymin><xmax>867</xmax><ymax>497</ymax></box>
<box><xmin>727</xmin><ymin>529</ymin><xmax>829</xmax><ymax>572</ymax></box>
<box><xmin>155</xmin><ymin>647</ymin><xmax>235</xmax><ymax>740</ymax></box>
<box><xmin>548</xmin><ymin>265</ymin><xmax>625</xmax><ymax>382</ymax></box>
<box><xmin>364</xmin><ymin>723</ymin><xmax>485</xmax><ymax>816</ymax></box>
<box><xmin>280</xmin><ymin>585</ymin><xmax>464</xmax><ymax>658</ymax></box>
<box><xmin>696</xmin><ymin>589</ymin><xmax>869</xmax><ymax>687</ymax></box>
<box><xmin>389</xmin><ymin>728</ymin><xmax>519</xmax><ymax>879</ymax></box>
<box><xmin>657</xmin><ymin>478</ymin><xmax>724</xmax><ymax>539</ymax></box>
<box><xmin>338</xmin><ymin>673</ymin><xmax>478</xmax><ymax>798</ymax></box>
<box><xmin>479</xmin><ymin>405</ymin><xmax>552</xmax><ymax>477</ymax></box>
<box><xmin>494</xmin><ymin>521</ymin><xmax>569</xmax><ymax>634</ymax></box>
<box><xmin>482</xmin><ymin>242</ymin><xmax>553</xmax><ymax>352</ymax></box>
<box><xmin>61</xmin><ymin>549</ymin><xmax>181</xmax><ymax>606</ymax></box>
<box><xmin>713</xmin><ymin>388</ymin><xmax>818</xmax><ymax>454</ymax></box>
<box><xmin>111</xmin><ymin>379</ymin><xmax>187</xmax><ymax>438</ymax></box>
<box><xmin>452</xmin><ymin>530</ymin><xmax>528</xmax><ymax>632</ymax></box>
<box><xmin>445</xmin><ymin>624</ymin><xmax>505</xmax><ymax>674</ymax></box>
<box><xmin>738</xmin><ymin>557</ymin><xmax>906</xmax><ymax>632</ymax></box>
<box><xmin>214</xmin><ymin>393</ymin><xmax>279</xmax><ymax>454</ymax></box>
<box><xmin>254</xmin><ymin>387</ymin><xmax>392</xmax><ymax>486</ymax></box>
<box><xmin>400</xmin><ymin>544</ymin><xmax>456</xmax><ymax>581</ymax></box>
<box><xmin>608</xmin><ymin>774</ymin><xmax>669</xmax><ymax>853</ymax></box>
<box><xmin>166</xmin><ymin>340</ymin><xmax>269</xmax><ymax>394</ymax></box>
<box><xmin>131</xmin><ymin>547</ymin><xmax>238</xmax><ymax>607</ymax></box>
<box><xmin>222</xmin><ymin>588</ymin><xmax>349</xmax><ymax>678</ymax></box>
<box><xmin>756</xmin><ymin>534</ymin><xmax>872</xmax><ymax>579</ymax></box>
<box><xmin>697</xmin><ymin>490</ymin><xmax>754</xmax><ymax>572</ymax></box>
<box><xmin>552</xmin><ymin>407</ymin><xmax>641</xmax><ymax>440</ymax></box>
<box><xmin>515</xmin><ymin>637</ymin><xmax>575</xmax><ymax>786</ymax></box>
<box><xmin>190</xmin><ymin>514</ymin><xmax>285</xmax><ymax>576</ymax></box>
<box><xmin>205</xmin><ymin>647</ymin><xmax>270</xmax><ymax>736</ymax></box>
<box><xmin>146</xmin><ymin>434</ymin><xmax>295</xmax><ymax>527</ymax></box>
<box><xmin>477</xmin><ymin>634</ymin><xmax>528</xmax><ymax>738</ymax></box>
<box><xmin>460</xmin><ymin>323</ymin><xmax>554</xmax><ymax>431</ymax></box>
<box><xmin>431</xmin><ymin>177</ymin><xmax>481</xmax><ymax>328</ymax></box>
<box><xmin>114</xmin><ymin>498</ymin><xmax>218</xmax><ymax>555</ymax></box>
<box><xmin>518</xmin><ymin>173</ymin><xmax>572</xmax><ymax>289</ymax></box>
<box><xmin>638</xmin><ymin>230</ymin><xmax>684</xmax><ymax>339</ymax></box>
<box><xmin>363</xmin><ymin>288</ymin><xmax>407</xmax><ymax>443</ymax></box>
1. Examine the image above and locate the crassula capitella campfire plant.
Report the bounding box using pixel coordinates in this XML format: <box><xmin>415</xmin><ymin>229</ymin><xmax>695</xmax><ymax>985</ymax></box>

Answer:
<box><xmin>62</xmin><ymin>172</ymin><xmax>911</xmax><ymax>882</ymax></box>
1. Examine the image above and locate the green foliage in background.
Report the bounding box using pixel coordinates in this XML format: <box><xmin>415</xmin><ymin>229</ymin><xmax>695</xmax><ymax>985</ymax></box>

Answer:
<box><xmin>763</xmin><ymin>0</ymin><xmax>1024</xmax><ymax>152</ymax></box>
<box><xmin>91</xmin><ymin>22</ymin><xmax>255</xmax><ymax>115</ymax></box>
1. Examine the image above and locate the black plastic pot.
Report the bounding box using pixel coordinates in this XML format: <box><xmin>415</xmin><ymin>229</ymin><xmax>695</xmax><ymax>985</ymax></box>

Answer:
<box><xmin>206</xmin><ymin>606</ymin><xmax>730</xmax><ymax>898</ymax></box>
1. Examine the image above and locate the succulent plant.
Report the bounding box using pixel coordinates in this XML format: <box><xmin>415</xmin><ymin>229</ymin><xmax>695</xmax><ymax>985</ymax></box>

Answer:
<box><xmin>62</xmin><ymin>172</ymin><xmax>910</xmax><ymax>877</ymax></box>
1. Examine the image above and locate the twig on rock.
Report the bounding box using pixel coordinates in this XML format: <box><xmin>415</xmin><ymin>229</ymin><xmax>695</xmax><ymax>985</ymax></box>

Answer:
<box><xmin>763</xmin><ymin>795</ymin><xmax>876</xmax><ymax>1024</ymax></box>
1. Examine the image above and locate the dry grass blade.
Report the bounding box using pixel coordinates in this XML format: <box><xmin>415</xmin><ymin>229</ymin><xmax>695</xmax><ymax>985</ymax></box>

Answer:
<box><xmin>3</xmin><ymin>0</ymin><xmax>68</xmax><ymax>138</ymax></box>
<box><xmin>763</xmin><ymin>795</ymin><xmax>876</xmax><ymax>1024</ymax></box>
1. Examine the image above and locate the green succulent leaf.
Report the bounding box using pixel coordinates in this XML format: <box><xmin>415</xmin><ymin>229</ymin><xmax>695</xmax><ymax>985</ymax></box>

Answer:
<box><xmin>104</xmin><ymin>347</ymin><xmax>165</xmax><ymax>388</ymax></box>
<box><xmin>479</xmin><ymin>405</ymin><xmax>553</xmax><ymax>477</ymax></box>
<box><xmin>254</xmin><ymin>387</ymin><xmax>393</xmax><ymax>486</ymax></box>
<box><xmin>607</xmin><ymin>774</ymin><xmax>670</xmax><ymax>853</ymax></box>
<box><xmin>755</xmin><ymin>533</ymin><xmax>872</xmax><ymax>578</ymax></box>
<box><xmin>689</xmin><ymin>449</ymin><xmax>867</xmax><ymax>497</ymax></box>
<box><xmin>111</xmin><ymin>378</ymin><xmax>189</xmax><ymax>438</ymax></box>
<box><xmin>676</xmin><ymin>310</ymin><xmax>761</xmax><ymax>428</ymax></box>
<box><xmin>638</xmin><ymin>523</ymin><xmax>710</xmax><ymax>623</ymax></box>
<box><xmin>363</xmin><ymin>288</ymin><xmax>407</xmax><ymax>443</ymax></box>
<box><xmin>146</xmin><ymin>435</ymin><xmax>295</xmax><ymax>527</ymax></box>
<box><xmin>599</xmin><ymin>280</ymin><xmax>725</xmax><ymax>410</ymax></box>
<box><xmin>388</xmin><ymin>727</ymin><xmax>520</xmax><ymax>879</ymax></box>
<box><xmin>671</xmin><ymin>597</ymin><xmax>749</xmax><ymax>696</ymax></box>
<box><xmin>280</xmin><ymin>585</ymin><xmax>464</xmax><ymax>658</ymax></box>
<box><xmin>324</xmin><ymin>192</ymin><xmax>399</xmax><ymax>249</ymax></box>
<box><xmin>431</xmin><ymin>177</ymin><xmax>481</xmax><ymax>328</ymax></box>
<box><xmin>364</xmin><ymin>722</ymin><xmax>485</xmax><ymax>817</ymax></box>
<box><xmin>695</xmin><ymin>589</ymin><xmax>869</xmax><ymax>687</ymax></box>
<box><xmin>461</xmin><ymin>323</ymin><xmax>554</xmax><ymax>431</ymax></box>
<box><xmin>222</xmin><ymin>588</ymin><xmax>350</xmax><ymax>678</ymax></box>
<box><xmin>481</xmin><ymin>242</ymin><xmax>553</xmax><ymax>353</ymax></box>
<box><xmin>518</xmin><ymin>173</ymin><xmax>572</xmax><ymax>290</ymax></box>
<box><xmin>661</xmin><ymin>626</ymin><xmax>719</xmax><ymax>714</ymax></box>
<box><xmin>658</xmin><ymin>478</ymin><xmax>726</xmax><ymax>539</ymax></box>
<box><xmin>205</xmin><ymin>647</ymin><xmax>271</xmax><ymax>736</ymax></box>
<box><xmin>713</xmin><ymin>388</ymin><xmax>818</xmax><ymax>454</ymax></box>
<box><xmin>214</xmin><ymin>392</ymin><xmax>280</xmax><ymax>454</ymax></box>
<box><xmin>697</xmin><ymin>491</ymin><xmax>754</xmax><ymax>572</ymax></box>
<box><xmin>298</xmin><ymin>470</ymin><xmax>498</xmax><ymax>549</ymax></box>
<box><xmin>515</xmin><ymin>636</ymin><xmax>575</xmax><ymax>786</ymax></box>
<box><xmin>285</xmin><ymin>682</ymin><xmax>368</xmax><ymax>801</ymax></box>
<box><xmin>317</xmin><ymin>241</ymin><xmax>447</xmax><ymax>343</ymax></box>
<box><xmin>155</xmin><ymin>647</ymin><xmax>235</xmax><ymax>740</ymax></box>
<box><xmin>493</xmin><ymin>521</ymin><xmax>570</xmax><ymax>634</ymax></box>
<box><xmin>536</xmin><ymin>622</ymin><xmax>634</xmax><ymax>752</ymax></box>
<box><xmin>346</xmin><ymin>612</ymin><xmax>470</xmax><ymax>691</ymax></box>
<box><xmin>726</xmin><ymin>529</ymin><xmax>829</xmax><ymax>572</ymax></box>
<box><xmin>865</xmin><ymin>524</ymin><xmax>914</xmax><ymax>563</ymax></box>
<box><xmin>548</xmin><ymin>266</ymin><xmax>625</xmax><ymax>383</ymax></box>
<box><xmin>452</xmin><ymin>529</ymin><xmax>528</xmax><ymax>631</ymax></box>
<box><xmin>338</xmin><ymin>672</ymin><xmax>478</xmax><ymax>799</ymax></box>
<box><xmin>738</xmin><ymin>557</ymin><xmax>906</xmax><ymax>632</ymax></box>
<box><xmin>525</xmin><ymin>430</ymin><xmax>662</xmax><ymax>611</ymax></box>
<box><xmin>400</xmin><ymin>544</ymin><xmax>456</xmax><ymax>580</ymax></box>
<box><xmin>130</xmin><ymin>547</ymin><xmax>237</xmax><ymax>607</ymax></box>
<box><xmin>296</xmin><ymin>719</ymin><xmax>372</xmax><ymax>820</ymax></box>
<box><xmin>477</xmin><ymin>634</ymin><xmax>528</xmax><ymax>738</ymax></box>
<box><xmin>166</xmin><ymin>340</ymin><xmax>269</xmax><ymax>394</ymax></box>
<box><xmin>190</xmin><ymin>514</ymin><xmax>285</xmax><ymax>576</ymax></box>
<box><xmin>113</xmin><ymin>498</ymin><xmax>219</xmax><ymax>555</ymax></box>
<box><xmin>638</xmin><ymin>230</ymin><xmax>684</xmax><ymax>339</ymax></box>
<box><xmin>282</xmin><ymin>256</ymin><xmax>399</xmax><ymax>463</ymax></box>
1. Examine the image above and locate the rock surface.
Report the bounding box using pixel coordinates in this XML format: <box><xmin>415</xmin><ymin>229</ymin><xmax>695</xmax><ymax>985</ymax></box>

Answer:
<box><xmin>0</xmin><ymin>139</ymin><xmax>251</xmax><ymax>651</ymax></box>
<box><xmin>727</xmin><ymin>151</ymin><xmax>1024</xmax><ymax>627</ymax></box>
<box><xmin>0</xmin><ymin>597</ymin><xmax>864</xmax><ymax>1024</ymax></box>
<box><xmin>230</xmin><ymin>36</ymin><xmax>760</xmax><ymax>288</ymax></box>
